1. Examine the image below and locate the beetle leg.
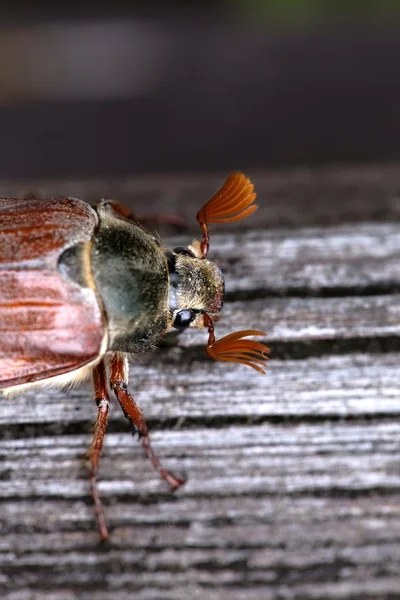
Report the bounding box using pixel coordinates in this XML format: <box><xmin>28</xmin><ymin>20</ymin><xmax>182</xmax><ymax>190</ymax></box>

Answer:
<box><xmin>109</xmin><ymin>352</ymin><xmax>185</xmax><ymax>491</ymax></box>
<box><xmin>87</xmin><ymin>359</ymin><xmax>110</xmax><ymax>542</ymax></box>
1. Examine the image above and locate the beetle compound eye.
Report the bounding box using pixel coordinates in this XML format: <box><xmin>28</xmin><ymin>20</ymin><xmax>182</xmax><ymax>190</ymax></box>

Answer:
<box><xmin>173</xmin><ymin>309</ymin><xmax>195</xmax><ymax>329</ymax></box>
<box><xmin>173</xmin><ymin>246</ymin><xmax>195</xmax><ymax>257</ymax></box>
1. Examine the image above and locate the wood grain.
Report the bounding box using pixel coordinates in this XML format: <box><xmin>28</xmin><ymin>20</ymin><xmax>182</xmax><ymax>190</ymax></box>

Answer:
<box><xmin>1</xmin><ymin>166</ymin><xmax>400</xmax><ymax>599</ymax></box>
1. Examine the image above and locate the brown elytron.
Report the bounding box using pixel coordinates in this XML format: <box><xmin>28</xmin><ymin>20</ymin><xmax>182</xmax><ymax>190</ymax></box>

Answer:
<box><xmin>0</xmin><ymin>198</ymin><xmax>103</xmax><ymax>386</ymax></box>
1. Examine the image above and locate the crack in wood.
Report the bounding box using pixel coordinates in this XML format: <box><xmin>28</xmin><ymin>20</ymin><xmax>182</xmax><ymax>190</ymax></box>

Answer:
<box><xmin>3</xmin><ymin>410</ymin><xmax>400</xmax><ymax>441</ymax></box>
<box><xmin>225</xmin><ymin>282</ymin><xmax>400</xmax><ymax>302</ymax></box>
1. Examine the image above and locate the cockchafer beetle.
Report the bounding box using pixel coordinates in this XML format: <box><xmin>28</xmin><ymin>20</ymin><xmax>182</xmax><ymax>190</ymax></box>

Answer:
<box><xmin>0</xmin><ymin>172</ymin><xmax>269</xmax><ymax>541</ymax></box>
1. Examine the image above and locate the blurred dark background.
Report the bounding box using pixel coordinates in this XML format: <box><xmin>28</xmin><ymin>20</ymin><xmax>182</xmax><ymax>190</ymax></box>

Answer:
<box><xmin>1</xmin><ymin>2</ymin><xmax>400</xmax><ymax>179</ymax></box>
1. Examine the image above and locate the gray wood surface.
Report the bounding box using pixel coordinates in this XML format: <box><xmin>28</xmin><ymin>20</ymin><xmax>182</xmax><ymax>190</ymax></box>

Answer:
<box><xmin>1</xmin><ymin>164</ymin><xmax>400</xmax><ymax>599</ymax></box>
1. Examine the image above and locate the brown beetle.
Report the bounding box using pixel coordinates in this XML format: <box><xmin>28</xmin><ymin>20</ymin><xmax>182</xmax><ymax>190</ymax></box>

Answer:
<box><xmin>0</xmin><ymin>173</ymin><xmax>269</xmax><ymax>541</ymax></box>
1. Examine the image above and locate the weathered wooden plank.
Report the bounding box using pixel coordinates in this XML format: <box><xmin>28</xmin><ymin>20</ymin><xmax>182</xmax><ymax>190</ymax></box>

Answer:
<box><xmin>0</xmin><ymin>423</ymin><xmax>400</xmax><ymax>598</ymax></box>
<box><xmin>165</xmin><ymin>222</ymin><xmax>400</xmax><ymax>296</ymax></box>
<box><xmin>1</xmin><ymin>352</ymin><xmax>400</xmax><ymax>430</ymax></box>
<box><xmin>2</xmin><ymin>163</ymin><xmax>400</xmax><ymax>229</ymax></box>
<box><xmin>183</xmin><ymin>293</ymin><xmax>400</xmax><ymax>343</ymax></box>
<box><xmin>1</xmin><ymin>185</ymin><xmax>400</xmax><ymax>295</ymax></box>
<box><xmin>2</xmin><ymin>422</ymin><xmax>400</xmax><ymax>498</ymax></box>
<box><xmin>2</xmin><ymin>187</ymin><xmax>400</xmax><ymax>295</ymax></box>
<box><xmin>2</xmin><ymin>293</ymin><xmax>400</xmax><ymax>430</ymax></box>
<box><xmin>4</xmin><ymin>582</ymin><xmax>400</xmax><ymax>600</ymax></box>
<box><xmin>0</xmin><ymin>167</ymin><xmax>399</xmax><ymax>600</ymax></box>
<box><xmin>4</xmin><ymin>286</ymin><xmax>400</xmax><ymax>428</ymax></box>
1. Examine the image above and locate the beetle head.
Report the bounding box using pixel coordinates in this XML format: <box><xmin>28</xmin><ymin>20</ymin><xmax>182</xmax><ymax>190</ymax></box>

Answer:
<box><xmin>166</xmin><ymin>247</ymin><xmax>225</xmax><ymax>330</ymax></box>
<box><xmin>166</xmin><ymin>172</ymin><xmax>269</xmax><ymax>374</ymax></box>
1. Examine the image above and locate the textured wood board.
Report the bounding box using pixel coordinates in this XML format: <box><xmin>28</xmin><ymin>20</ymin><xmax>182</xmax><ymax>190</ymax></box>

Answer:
<box><xmin>1</xmin><ymin>162</ymin><xmax>400</xmax><ymax>229</ymax></box>
<box><xmin>1</xmin><ymin>422</ymin><xmax>400</xmax><ymax>598</ymax></box>
<box><xmin>1</xmin><ymin>166</ymin><xmax>400</xmax><ymax>599</ymax></box>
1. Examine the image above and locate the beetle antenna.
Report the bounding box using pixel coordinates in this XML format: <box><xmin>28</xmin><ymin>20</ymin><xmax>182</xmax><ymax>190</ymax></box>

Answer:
<box><xmin>196</xmin><ymin>172</ymin><xmax>258</xmax><ymax>258</ymax></box>
<box><xmin>203</xmin><ymin>314</ymin><xmax>269</xmax><ymax>374</ymax></box>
